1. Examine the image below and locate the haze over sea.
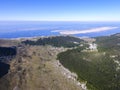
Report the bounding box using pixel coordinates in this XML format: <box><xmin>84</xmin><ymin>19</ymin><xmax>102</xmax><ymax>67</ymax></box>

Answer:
<box><xmin>0</xmin><ymin>21</ymin><xmax>120</xmax><ymax>38</ymax></box>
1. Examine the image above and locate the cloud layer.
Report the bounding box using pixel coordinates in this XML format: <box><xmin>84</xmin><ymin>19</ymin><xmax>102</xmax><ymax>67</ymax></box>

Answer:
<box><xmin>57</xmin><ymin>27</ymin><xmax>119</xmax><ymax>35</ymax></box>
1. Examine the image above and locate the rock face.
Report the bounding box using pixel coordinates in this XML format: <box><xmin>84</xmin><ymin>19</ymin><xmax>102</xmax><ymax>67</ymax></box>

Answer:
<box><xmin>0</xmin><ymin>46</ymin><xmax>17</xmax><ymax>78</ymax></box>
<box><xmin>0</xmin><ymin>42</ymin><xmax>83</xmax><ymax>90</ymax></box>
<box><xmin>0</xmin><ymin>62</ymin><xmax>10</xmax><ymax>78</ymax></box>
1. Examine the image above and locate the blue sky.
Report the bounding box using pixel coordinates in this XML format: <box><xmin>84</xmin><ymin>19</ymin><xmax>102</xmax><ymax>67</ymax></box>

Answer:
<box><xmin>0</xmin><ymin>0</ymin><xmax>120</xmax><ymax>21</ymax></box>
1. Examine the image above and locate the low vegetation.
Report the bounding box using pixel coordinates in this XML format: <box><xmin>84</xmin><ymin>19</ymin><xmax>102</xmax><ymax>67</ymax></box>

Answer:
<box><xmin>0</xmin><ymin>44</ymin><xmax>83</xmax><ymax>90</ymax></box>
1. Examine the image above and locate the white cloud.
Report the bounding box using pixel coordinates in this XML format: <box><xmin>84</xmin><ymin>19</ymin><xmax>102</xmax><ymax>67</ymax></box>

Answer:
<box><xmin>56</xmin><ymin>27</ymin><xmax>119</xmax><ymax>35</ymax></box>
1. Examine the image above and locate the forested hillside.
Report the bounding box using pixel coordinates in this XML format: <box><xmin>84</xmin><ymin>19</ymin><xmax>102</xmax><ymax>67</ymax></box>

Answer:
<box><xmin>22</xmin><ymin>36</ymin><xmax>83</xmax><ymax>47</ymax></box>
<box><xmin>95</xmin><ymin>33</ymin><xmax>120</xmax><ymax>51</ymax></box>
<box><xmin>57</xmin><ymin>34</ymin><xmax>120</xmax><ymax>90</ymax></box>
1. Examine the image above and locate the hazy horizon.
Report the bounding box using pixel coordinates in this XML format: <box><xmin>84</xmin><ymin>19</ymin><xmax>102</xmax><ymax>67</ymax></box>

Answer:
<box><xmin>0</xmin><ymin>21</ymin><xmax>120</xmax><ymax>38</ymax></box>
<box><xmin>0</xmin><ymin>0</ymin><xmax>120</xmax><ymax>38</ymax></box>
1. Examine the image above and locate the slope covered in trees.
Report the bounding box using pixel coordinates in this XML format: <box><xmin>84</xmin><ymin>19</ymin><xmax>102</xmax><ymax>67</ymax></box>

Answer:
<box><xmin>57</xmin><ymin>34</ymin><xmax>120</xmax><ymax>90</ymax></box>
<box><xmin>95</xmin><ymin>33</ymin><xmax>120</xmax><ymax>51</ymax></box>
<box><xmin>22</xmin><ymin>36</ymin><xmax>83</xmax><ymax>47</ymax></box>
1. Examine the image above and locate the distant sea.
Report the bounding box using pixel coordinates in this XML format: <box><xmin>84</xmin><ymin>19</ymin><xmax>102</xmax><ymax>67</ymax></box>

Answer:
<box><xmin>0</xmin><ymin>21</ymin><xmax>120</xmax><ymax>38</ymax></box>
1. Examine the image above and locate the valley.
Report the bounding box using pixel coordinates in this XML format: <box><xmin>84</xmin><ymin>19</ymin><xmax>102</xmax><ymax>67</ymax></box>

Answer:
<box><xmin>0</xmin><ymin>34</ymin><xmax>120</xmax><ymax>90</ymax></box>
